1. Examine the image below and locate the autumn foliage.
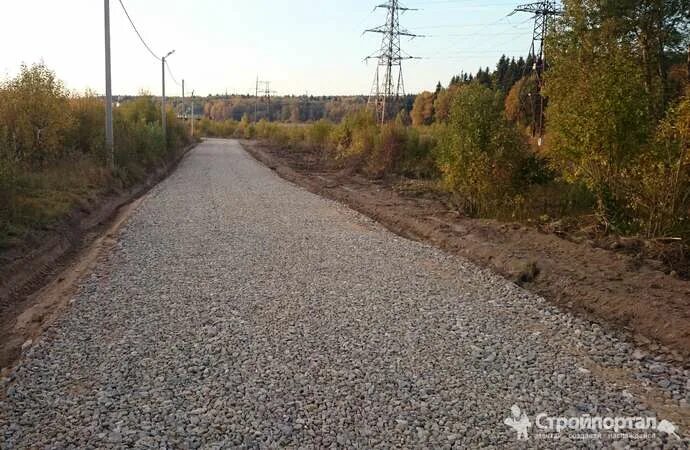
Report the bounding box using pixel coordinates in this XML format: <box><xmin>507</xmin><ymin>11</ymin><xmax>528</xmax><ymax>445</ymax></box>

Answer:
<box><xmin>0</xmin><ymin>63</ymin><xmax>192</xmax><ymax>246</ymax></box>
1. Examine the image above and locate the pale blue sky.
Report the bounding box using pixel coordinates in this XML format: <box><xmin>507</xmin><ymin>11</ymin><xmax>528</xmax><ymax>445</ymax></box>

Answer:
<box><xmin>1</xmin><ymin>0</ymin><xmax>533</xmax><ymax>96</ymax></box>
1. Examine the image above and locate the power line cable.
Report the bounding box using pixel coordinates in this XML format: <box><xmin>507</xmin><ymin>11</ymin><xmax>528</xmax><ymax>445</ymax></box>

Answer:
<box><xmin>414</xmin><ymin>14</ymin><xmax>531</xmax><ymax>29</ymax></box>
<box><xmin>408</xmin><ymin>0</ymin><xmax>517</xmax><ymax>4</ymax></box>
<box><xmin>117</xmin><ymin>0</ymin><xmax>161</xmax><ymax>61</ymax></box>
<box><xmin>404</xmin><ymin>0</ymin><xmax>524</xmax><ymax>12</ymax></box>
<box><xmin>426</xmin><ymin>30</ymin><xmax>528</xmax><ymax>38</ymax></box>
<box><xmin>165</xmin><ymin>60</ymin><xmax>182</xmax><ymax>87</ymax></box>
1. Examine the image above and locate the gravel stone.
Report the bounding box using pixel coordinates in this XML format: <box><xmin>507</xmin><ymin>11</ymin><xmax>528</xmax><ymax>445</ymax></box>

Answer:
<box><xmin>1</xmin><ymin>139</ymin><xmax>687</xmax><ymax>448</ymax></box>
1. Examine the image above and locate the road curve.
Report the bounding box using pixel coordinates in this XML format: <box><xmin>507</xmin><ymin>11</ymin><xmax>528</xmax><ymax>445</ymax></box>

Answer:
<box><xmin>1</xmin><ymin>139</ymin><xmax>687</xmax><ymax>448</ymax></box>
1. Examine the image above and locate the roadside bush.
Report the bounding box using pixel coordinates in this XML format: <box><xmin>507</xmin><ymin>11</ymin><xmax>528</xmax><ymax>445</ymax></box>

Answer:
<box><xmin>255</xmin><ymin>120</ymin><xmax>286</xmax><ymax>145</ymax></box>
<box><xmin>625</xmin><ymin>89</ymin><xmax>690</xmax><ymax>238</ymax></box>
<box><xmin>514</xmin><ymin>153</ymin><xmax>554</xmax><ymax>186</ymax></box>
<box><xmin>305</xmin><ymin>119</ymin><xmax>334</xmax><ymax>150</ymax></box>
<box><xmin>112</xmin><ymin>95</ymin><xmax>183</xmax><ymax>178</ymax></box>
<box><xmin>395</xmin><ymin>109</ymin><xmax>412</xmax><ymax>127</ymax></box>
<box><xmin>66</xmin><ymin>93</ymin><xmax>105</xmax><ymax>159</ymax></box>
<box><xmin>324</xmin><ymin>122</ymin><xmax>350</xmax><ymax>157</ymax></box>
<box><xmin>286</xmin><ymin>126</ymin><xmax>306</xmax><ymax>149</ymax></box>
<box><xmin>197</xmin><ymin>118</ymin><xmax>238</xmax><ymax>137</ymax></box>
<box><xmin>233</xmin><ymin>114</ymin><xmax>256</xmax><ymax>139</ymax></box>
<box><xmin>365</xmin><ymin>122</ymin><xmax>407</xmax><ymax>177</ymax></box>
<box><xmin>257</xmin><ymin>120</ymin><xmax>299</xmax><ymax>148</ymax></box>
<box><xmin>113</xmin><ymin>115</ymin><xmax>165</xmax><ymax>181</ymax></box>
<box><xmin>326</xmin><ymin>110</ymin><xmax>378</xmax><ymax>161</ymax></box>
<box><xmin>435</xmin><ymin>83</ymin><xmax>528</xmax><ymax>215</ymax></box>
<box><xmin>398</xmin><ymin>126</ymin><xmax>439</xmax><ymax>179</ymax></box>
<box><xmin>166</xmin><ymin>108</ymin><xmax>193</xmax><ymax>151</ymax></box>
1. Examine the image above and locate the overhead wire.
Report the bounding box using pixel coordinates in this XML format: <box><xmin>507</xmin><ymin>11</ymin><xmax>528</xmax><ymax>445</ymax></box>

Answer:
<box><xmin>118</xmin><ymin>0</ymin><xmax>183</xmax><ymax>92</ymax></box>
<box><xmin>117</xmin><ymin>0</ymin><xmax>161</xmax><ymax>61</ymax></box>
<box><xmin>166</xmin><ymin>60</ymin><xmax>182</xmax><ymax>87</ymax></box>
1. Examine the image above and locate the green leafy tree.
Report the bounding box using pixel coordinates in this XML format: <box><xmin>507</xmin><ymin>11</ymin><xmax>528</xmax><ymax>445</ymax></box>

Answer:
<box><xmin>544</xmin><ymin>2</ymin><xmax>655</xmax><ymax>226</ymax></box>
<box><xmin>595</xmin><ymin>0</ymin><xmax>690</xmax><ymax>112</ymax></box>
<box><xmin>626</xmin><ymin>88</ymin><xmax>690</xmax><ymax>237</ymax></box>
<box><xmin>119</xmin><ymin>92</ymin><xmax>160</xmax><ymax>125</ymax></box>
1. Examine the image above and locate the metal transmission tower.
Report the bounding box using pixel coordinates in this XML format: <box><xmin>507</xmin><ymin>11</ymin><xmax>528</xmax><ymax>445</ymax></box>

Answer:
<box><xmin>365</xmin><ymin>1</ymin><xmax>420</xmax><ymax>125</ymax></box>
<box><xmin>254</xmin><ymin>77</ymin><xmax>276</xmax><ymax>121</ymax></box>
<box><xmin>511</xmin><ymin>1</ymin><xmax>562</xmax><ymax>141</ymax></box>
<box><xmin>254</xmin><ymin>75</ymin><xmax>261</xmax><ymax>122</ymax></box>
<box><xmin>261</xmin><ymin>81</ymin><xmax>277</xmax><ymax>121</ymax></box>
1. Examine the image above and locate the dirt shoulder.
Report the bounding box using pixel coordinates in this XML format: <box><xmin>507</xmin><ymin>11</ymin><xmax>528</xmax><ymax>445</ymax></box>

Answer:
<box><xmin>241</xmin><ymin>139</ymin><xmax>690</xmax><ymax>361</ymax></box>
<box><xmin>0</xmin><ymin>144</ymin><xmax>197</xmax><ymax>372</ymax></box>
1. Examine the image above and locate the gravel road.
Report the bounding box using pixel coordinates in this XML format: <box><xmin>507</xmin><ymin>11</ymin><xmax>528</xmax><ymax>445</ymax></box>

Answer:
<box><xmin>1</xmin><ymin>139</ymin><xmax>688</xmax><ymax>448</ymax></box>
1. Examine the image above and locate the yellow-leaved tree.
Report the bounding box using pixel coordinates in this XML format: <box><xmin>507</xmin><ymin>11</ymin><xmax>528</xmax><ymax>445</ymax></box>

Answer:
<box><xmin>0</xmin><ymin>63</ymin><xmax>72</xmax><ymax>166</ymax></box>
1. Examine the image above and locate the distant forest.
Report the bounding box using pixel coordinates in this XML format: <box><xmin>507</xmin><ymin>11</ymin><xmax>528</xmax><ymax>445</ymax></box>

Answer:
<box><xmin>158</xmin><ymin>54</ymin><xmax>535</xmax><ymax>125</ymax></box>
<box><xmin>166</xmin><ymin>94</ymin><xmax>373</xmax><ymax>123</ymax></box>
